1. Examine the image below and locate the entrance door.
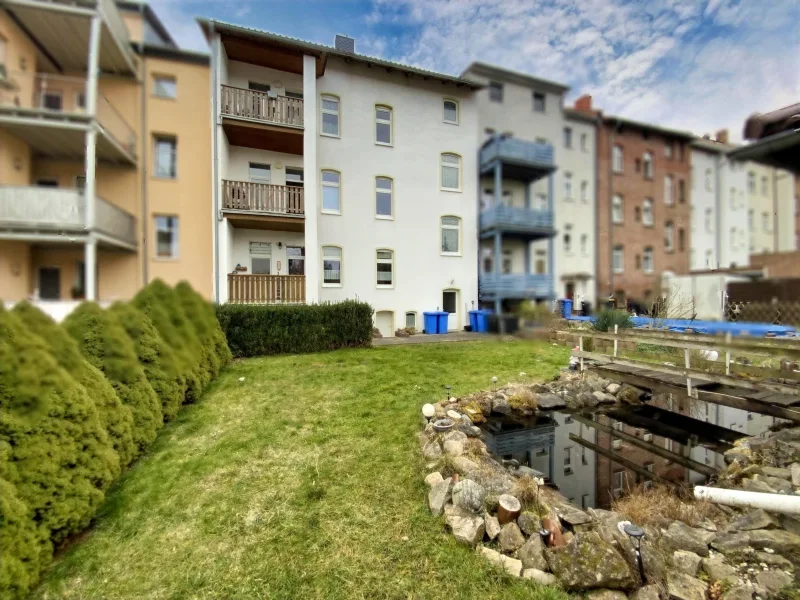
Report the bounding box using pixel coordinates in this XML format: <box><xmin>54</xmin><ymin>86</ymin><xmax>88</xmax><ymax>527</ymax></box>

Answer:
<box><xmin>565</xmin><ymin>281</ymin><xmax>575</xmax><ymax>301</ymax></box>
<box><xmin>375</xmin><ymin>310</ymin><xmax>394</xmax><ymax>338</ymax></box>
<box><xmin>39</xmin><ymin>267</ymin><xmax>60</xmax><ymax>300</ymax></box>
<box><xmin>442</xmin><ymin>289</ymin><xmax>459</xmax><ymax>331</ymax></box>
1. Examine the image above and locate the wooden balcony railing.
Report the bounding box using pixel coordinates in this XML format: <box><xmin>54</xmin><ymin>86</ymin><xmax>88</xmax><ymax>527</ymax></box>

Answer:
<box><xmin>220</xmin><ymin>85</ymin><xmax>304</xmax><ymax>127</ymax></box>
<box><xmin>222</xmin><ymin>181</ymin><xmax>304</xmax><ymax>215</ymax></box>
<box><xmin>228</xmin><ymin>274</ymin><xmax>305</xmax><ymax>304</ymax></box>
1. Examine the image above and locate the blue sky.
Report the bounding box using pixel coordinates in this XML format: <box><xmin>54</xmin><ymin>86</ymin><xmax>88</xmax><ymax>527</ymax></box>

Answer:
<box><xmin>153</xmin><ymin>0</ymin><xmax>799</xmax><ymax>141</ymax></box>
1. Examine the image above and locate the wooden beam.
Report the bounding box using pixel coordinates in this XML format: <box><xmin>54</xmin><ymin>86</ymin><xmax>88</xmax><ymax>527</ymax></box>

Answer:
<box><xmin>695</xmin><ymin>389</ymin><xmax>800</xmax><ymax>423</ymax></box>
<box><xmin>572</xmin><ymin>415</ymin><xmax>717</xmax><ymax>477</ymax></box>
<box><xmin>569</xmin><ymin>434</ymin><xmax>678</xmax><ymax>489</ymax></box>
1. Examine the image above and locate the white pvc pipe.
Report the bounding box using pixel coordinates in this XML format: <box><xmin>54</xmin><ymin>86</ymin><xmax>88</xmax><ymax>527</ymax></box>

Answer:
<box><xmin>695</xmin><ymin>486</ymin><xmax>800</xmax><ymax>515</ymax></box>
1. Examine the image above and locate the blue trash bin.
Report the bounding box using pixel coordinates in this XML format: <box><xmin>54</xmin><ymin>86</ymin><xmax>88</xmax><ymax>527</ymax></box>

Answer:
<box><xmin>476</xmin><ymin>309</ymin><xmax>492</xmax><ymax>333</ymax></box>
<box><xmin>423</xmin><ymin>312</ymin><xmax>438</xmax><ymax>335</ymax></box>
<box><xmin>436</xmin><ymin>311</ymin><xmax>450</xmax><ymax>334</ymax></box>
<box><xmin>562</xmin><ymin>298</ymin><xmax>573</xmax><ymax>318</ymax></box>
<box><xmin>468</xmin><ymin>310</ymin><xmax>480</xmax><ymax>332</ymax></box>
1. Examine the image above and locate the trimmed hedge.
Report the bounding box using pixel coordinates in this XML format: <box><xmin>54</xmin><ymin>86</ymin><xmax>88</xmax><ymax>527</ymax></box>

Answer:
<box><xmin>0</xmin><ymin>475</ymin><xmax>41</xmax><ymax>600</ymax></box>
<box><xmin>64</xmin><ymin>303</ymin><xmax>163</xmax><ymax>453</ymax></box>
<box><xmin>216</xmin><ymin>300</ymin><xmax>373</xmax><ymax>358</ymax></box>
<box><xmin>110</xmin><ymin>302</ymin><xmax>185</xmax><ymax>422</ymax></box>
<box><xmin>13</xmin><ymin>301</ymin><xmax>135</xmax><ymax>467</ymax></box>
<box><xmin>175</xmin><ymin>281</ymin><xmax>233</xmax><ymax>373</ymax></box>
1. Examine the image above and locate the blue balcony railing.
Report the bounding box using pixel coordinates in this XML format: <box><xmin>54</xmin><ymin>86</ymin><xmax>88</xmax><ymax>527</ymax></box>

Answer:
<box><xmin>479</xmin><ymin>273</ymin><xmax>553</xmax><ymax>299</ymax></box>
<box><xmin>480</xmin><ymin>137</ymin><xmax>554</xmax><ymax>171</ymax></box>
<box><xmin>480</xmin><ymin>205</ymin><xmax>554</xmax><ymax>234</ymax></box>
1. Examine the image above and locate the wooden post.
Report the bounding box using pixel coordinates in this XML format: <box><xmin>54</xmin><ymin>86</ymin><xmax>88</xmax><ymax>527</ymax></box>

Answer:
<box><xmin>613</xmin><ymin>324</ymin><xmax>619</xmax><ymax>357</ymax></box>
<box><xmin>568</xmin><ymin>434</ymin><xmax>677</xmax><ymax>488</ymax></box>
<box><xmin>579</xmin><ymin>334</ymin><xmax>584</xmax><ymax>372</ymax></box>
<box><xmin>725</xmin><ymin>332</ymin><xmax>732</xmax><ymax>376</ymax></box>
<box><xmin>684</xmin><ymin>348</ymin><xmax>693</xmax><ymax>397</ymax></box>
<box><xmin>497</xmin><ymin>494</ymin><xmax>521</xmax><ymax>524</ymax></box>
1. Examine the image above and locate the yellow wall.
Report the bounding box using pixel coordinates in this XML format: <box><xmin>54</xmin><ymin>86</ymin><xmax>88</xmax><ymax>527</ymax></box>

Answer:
<box><xmin>33</xmin><ymin>160</ymin><xmax>140</xmax><ymax>215</ymax></box>
<box><xmin>144</xmin><ymin>55</ymin><xmax>213</xmax><ymax>298</ymax></box>
<box><xmin>121</xmin><ymin>11</ymin><xmax>144</xmax><ymax>44</ymax></box>
<box><xmin>0</xmin><ymin>12</ymin><xmax>38</xmax><ymax>108</ymax></box>
<box><xmin>0</xmin><ymin>241</ymin><xmax>31</xmax><ymax>301</ymax></box>
<box><xmin>0</xmin><ymin>130</ymin><xmax>31</xmax><ymax>184</ymax></box>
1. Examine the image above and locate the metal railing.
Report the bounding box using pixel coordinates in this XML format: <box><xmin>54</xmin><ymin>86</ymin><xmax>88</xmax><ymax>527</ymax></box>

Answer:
<box><xmin>95</xmin><ymin>196</ymin><xmax>137</xmax><ymax>246</ymax></box>
<box><xmin>222</xmin><ymin>181</ymin><xmax>304</xmax><ymax>215</ymax></box>
<box><xmin>227</xmin><ymin>274</ymin><xmax>306</xmax><ymax>304</ymax></box>
<box><xmin>98</xmin><ymin>0</ymin><xmax>132</xmax><ymax>53</ymax></box>
<box><xmin>480</xmin><ymin>204</ymin><xmax>554</xmax><ymax>232</ymax></box>
<box><xmin>220</xmin><ymin>85</ymin><xmax>304</xmax><ymax>127</ymax></box>
<box><xmin>480</xmin><ymin>136</ymin><xmax>554</xmax><ymax>169</ymax></box>
<box><xmin>479</xmin><ymin>273</ymin><xmax>552</xmax><ymax>298</ymax></box>
<box><xmin>97</xmin><ymin>94</ymin><xmax>136</xmax><ymax>157</ymax></box>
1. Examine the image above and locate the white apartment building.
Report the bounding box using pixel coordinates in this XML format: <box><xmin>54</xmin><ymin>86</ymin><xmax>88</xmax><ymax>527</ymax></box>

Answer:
<box><xmin>689</xmin><ymin>138</ymin><xmax>749</xmax><ymax>270</ymax></box>
<box><xmin>461</xmin><ymin>63</ymin><xmax>596</xmax><ymax>312</ymax></box>
<box><xmin>745</xmin><ymin>161</ymin><xmax>795</xmax><ymax>256</ymax></box>
<box><xmin>203</xmin><ymin>22</ymin><xmax>480</xmax><ymax>336</ymax></box>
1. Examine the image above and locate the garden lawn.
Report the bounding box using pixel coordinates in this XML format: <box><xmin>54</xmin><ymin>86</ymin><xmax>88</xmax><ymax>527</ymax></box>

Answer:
<box><xmin>34</xmin><ymin>339</ymin><xmax>570</xmax><ymax>600</ymax></box>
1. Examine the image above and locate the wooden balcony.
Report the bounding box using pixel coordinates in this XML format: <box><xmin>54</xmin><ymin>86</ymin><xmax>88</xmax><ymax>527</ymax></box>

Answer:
<box><xmin>227</xmin><ymin>274</ymin><xmax>305</xmax><ymax>304</ymax></box>
<box><xmin>221</xmin><ymin>181</ymin><xmax>304</xmax><ymax>232</ymax></box>
<box><xmin>220</xmin><ymin>86</ymin><xmax>304</xmax><ymax>155</ymax></box>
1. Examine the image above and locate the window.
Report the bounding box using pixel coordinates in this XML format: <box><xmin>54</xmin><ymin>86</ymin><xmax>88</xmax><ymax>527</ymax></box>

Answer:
<box><xmin>322</xmin><ymin>246</ymin><xmax>342</xmax><ymax>285</ymax></box>
<box><xmin>535</xmin><ymin>193</ymin><xmax>548</xmax><ymax>211</ymax></box>
<box><xmin>580</xmin><ymin>133</ymin><xmax>588</xmax><ymax>151</ymax></box>
<box><xmin>564</xmin><ymin>447</ymin><xmax>572</xmax><ymax>475</ymax></box>
<box><xmin>321</xmin><ymin>95</ymin><xmax>340</xmax><ymax>136</ymax></box>
<box><xmin>748</xmin><ymin>209</ymin><xmax>754</xmax><ymax>230</ymax></box>
<box><xmin>287</xmin><ymin>246</ymin><xmax>305</xmax><ymax>275</ymax></box>
<box><xmin>580</xmin><ymin>233</ymin><xmax>588</xmax><ymax>256</ymax></box>
<box><xmin>152</xmin><ymin>75</ymin><xmax>176</xmax><ymax>99</ymax></box>
<box><xmin>563</xmin><ymin>224</ymin><xmax>572</xmax><ymax>254</ymax></box>
<box><xmin>564</xmin><ymin>172</ymin><xmax>573</xmax><ymax>199</ymax></box>
<box><xmin>761</xmin><ymin>176</ymin><xmax>768</xmax><ymax>196</ymax></box>
<box><xmin>564</xmin><ymin>127</ymin><xmax>572</xmax><ymax>148</ymax></box>
<box><xmin>375</xmin><ymin>177</ymin><xmax>393</xmax><ymax>218</ymax></box>
<box><xmin>580</xmin><ymin>181</ymin><xmax>588</xmax><ymax>202</ymax></box>
<box><xmin>613</xmin><ymin>470</ymin><xmax>626</xmax><ymax>497</ymax></box>
<box><xmin>643</xmin><ymin>151</ymin><xmax>653</xmax><ymax>179</ymax></box>
<box><xmin>635</xmin><ymin>158</ymin><xmax>642</xmax><ymax>173</ymax></box>
<box><xmin>678</xmin><ymin>228</ymin><xmax>685</xmax><ymax>251</ymax></box>
<box><xmin>678</xmin><ymin>179</ymin><xmax>686</xmax><ymax>203</ymax></box>
<box><xmin>665</xmin><ymin>142</ymin><xmax>672</xmax><ymax>158</ymax></box>
<box><xmin>75</xmin><ymin>91</ymin><xmax>86</xmax><ymax>110</ymax></box>
<box><xmin>643</xmin><ymin>247</ymin><xmax>654</xmax><ymax>273</ymax></box>
<box><xmin>440</xmin><ymin>216</ymin><xmax>461</xmax><ymax>255</ymax></box>
<box><xmin>665</xmin><ymin>175</ymin><xmax>673</xmax><ymax>206</ymax></box>
<box><xmin>248</xmin><ymin>81</ymin><xmax>270</xmax><ymax>93</ymax></box>
<box><xmin>488</xmin><ymin>82</ymin><xmax>503</xmax><ymax>102</ymax></box>
<box><xmin>321</xmin><ymin>170</ymin><xmax>341</xmax><ymax>213</ymax></box>
<box><xmin>635</xmin><ymin>206</ymin><xmax>641</xmax><ymax>222</ymax></box>
<box><xmin>612</xmin><ymin>145</ymin><xmax>623</xmax><ymax>173</ymax></box>
<box><xmin>612</xmin><ymin>245</ymin><xmax>624</xmax><ymax>273</ymax></box>
<box><xmin>249</xmin><ymin>162</ymin><xmax>271</xmax><ymax>183</ymax></box>
<box><xmin>502</xmin><ymin>250</ymin><xmax>512</xmax><ymax>274</ymax></box>
<box><xmin>375</xmin><ymin>105</ymin><xmax>392</xmax><ymax>145</ymax></box>
<box><xmin>612</xmin><ymin>194</ymin><xmax>624</xmax><ymax>224</ymax></box>
<box><xmin>705</xmin><ymin>168</ymin><xmax>713</xmax><ymax>192</ymax></box>
<box><xmin>376</xmin><ymin>249</ymin><xmax>393</xmax><ymax>287</ymax></box>
<box><xmin>154</xmin><ymin>215</ymin><xmax>178</xmax><ymax>258</ymax></box>
<box><xmin>405</xmin><ymin>312</ymin><xmax>416</xmax><ymax>329</ymax></box>
<box><xmin>730</xmin><ymin>227</ymin><xmax>737</xmax><ymax>251</ymax></box>
<box><xmin>440</xmin><ymin>153</ymin><xmax>461</xmax><ymax>191</ymax></box>
<box><xmin>533</xmin><ymin>91</ymin><xmax>545</xmax><ymax>112</ymax></box>
<box><xmin>42</xmin><ymin>90</ymin><xmax>62</xmax><ymax>110</ymax></box>
<box><xmin>443</xmin><ymin>99</ymin><xmax>458</xmax><ymax>124</ymax></box>
<box><xmin>705</xmin><ymin>249</ymin><xmax>714</xmax><ymax>268</ymax></box>
<box><xmin>285</xmin><ymin>168</ymin><xmax>304</xmax><ymax>187</ymax></box>
<box><xmin>249</xmin><ymin>241</ymin><xmax>271</xmax><ymax>274</ymax></box>
<box><xmin>730</xmin><ymin>187</ymin><xmax>736</xmax><ymax>210</ymax></box>
<box><xmin>153</xmin><ymin>135</ymin><xmax>176</xmax><ymax>178</ymax></box>
<box><xmin>642</xmin><ymin>198</ymin><xmax>653</xmax><ymax>226</ymax></box>
<box><xmin>704</xmin><ymin>208</ymin><xmax>713</xmax><ymax>233</ymax></box>
<box><xmin>535</xmin><ymin>250</ymin><xmax>546</xmax><ymax>274</ymax></box>
<box><xmin>762</xmin><ymin>212</ymin><xmax>770</xmax><ymax>232</ymax></box>
<box><xmin>748</xmin><ymin>172</ymin><xmax>756</xmax><ymax>193</ymax></box>
<box><xmin>665</xmin><ymin>221</ymin><xmax>675</xmax><ymax>251</ymax></box>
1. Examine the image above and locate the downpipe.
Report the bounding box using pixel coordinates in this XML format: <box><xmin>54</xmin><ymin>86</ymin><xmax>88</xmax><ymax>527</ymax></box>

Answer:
<box><xmin>695</xmin><ymin>485</ymin><xmax>800</xmax><ymax>515</ymax></box>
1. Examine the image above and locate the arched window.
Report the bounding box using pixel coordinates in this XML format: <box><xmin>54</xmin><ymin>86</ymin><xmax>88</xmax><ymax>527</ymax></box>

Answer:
<box><xmin>642</xmin><ymin>198</ymin><xmax>653</xmax><ymax>226</ymax></box>
<box><xmin>375</xmin><ymin>176</ymin><xmax>393</xmax><ymax>218</ymax></box>
<box><xmin>405</xmin><ymin>311</ymin><xmax>417</xmax><ymax>330</ymax></box>
<box><xmin>440</xmin><ymin>153</ymin><xmax>461</xmax><ymax>191</ymax></box>
<box><xmin>665</xmin><ymin>221</ymin><xmax>675</xmax><ymax>251</ymax></box>
<box><xmin>643</xmin><ymin>247</ymin><xmax>654</xmax><ymax>273</ymax></box>
<box><xmin>443</xmin><ymin>99</ymin><xmax>458</xmax><ymax>124</ymax></box>
<box><xmin>612</xmin><ymin>194</ymin><xmax>623</xmax><ymax>223</ymax></box>
<box><xmin>375</xmin><ymin>105</ymin><xmax>393</xmax><ymax>145</ymax></box>
<box><xmin>440</xmin><ymin>216</ymin><xmax>461</xmax><ymax>255</ymax></box>
<box><xmin>321</xmin><ymin>170</ymin><xmax>341</xmax><ymax>213</ymax></box>
<box><xmin>612</xmin><ymin>145</ymin><xmax>623</xmax><ymax>173</ymax></box>
<box><xmin>376</xmin><ymin>249</ymin><xmax>393</xmax><ymax>287</ymax></box>
<box><xmin>643</xmin><ymin>152</ymin><xmax>653</xmax><ymax>178</ymax></box>
<box><xmin>320</xmin><ymin>94</ymin><xmax>340</xmax><ymax>137</ymax></box>
<box><xmin>665</xmin><ymin>175</ymin><xmax>674</xmax><ymax>206</ymax></box>
<box><xmin>612</xmin><ymin>245</ymin><xmax>624</xmax><ymax>273</ymax></box>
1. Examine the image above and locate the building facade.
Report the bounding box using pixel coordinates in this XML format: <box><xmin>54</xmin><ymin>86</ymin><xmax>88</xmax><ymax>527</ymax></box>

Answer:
<box><xmin>462</xmin><ymin>63</ymin><xmax>597</xmax><ymax>312</ymax></box>
<box><xmin>205</xmin><ymin>22</ymin><xmax>480</xmax><ymax>335</ymax></box>
<box><xmin>745</xmin><ymin>160</ymin><xmax>796</xmax><ymax>256</ymax></box>
<box><xmin>0</xmin><ymin>0</ymin><xmax>213</xmax><ymax>305</ymax></box>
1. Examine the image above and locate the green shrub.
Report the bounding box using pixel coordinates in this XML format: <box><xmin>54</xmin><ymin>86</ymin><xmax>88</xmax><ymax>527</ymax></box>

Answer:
<box><xmin>591</xmin><ymin>309</ymin><xmax>633</xmax><ymax>332</ymax></box>
<box><xmin>63</xmin><ymin>303</ymin><xmax>163</xmax><ymax>453</ymax></box>
<box><xmin>216</xmin><ymin>300</ymin><xmax>373</xmax><ymax>358</ymax></box>
<box><xmin>0</xmin><ymin>307</ymin><xmax>117</xmax><ymax>586</ymax></box>
<box><xmin>175</xmin><ymin>281</ymin><xmax>232</xmax><ymax>368</ymax></box>
<box><xmin>133</xmin><ymin>280</ymin><xmax>207</xmax><ymax>402</ymax></box>
<box><xmin>173</xmin><ymin>282</ymin><xmax>221</xmax><ymax>379</ymax></box>
<box><xmin>109</xmin><ymin>302</ymin><xmax>185</xmax><ymax>422</ymax></box>
<box><xmin>0</xmin><ymin>475</ymin><xmax>44</xmax><ymax>600</ymax></box>
<box><xmin>12</xmin><ymin>302</ymin><xmax>135</xmax><ymax>468</ymax></box>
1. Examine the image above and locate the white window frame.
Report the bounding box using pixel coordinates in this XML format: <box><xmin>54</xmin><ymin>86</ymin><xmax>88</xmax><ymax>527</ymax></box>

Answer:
<box><xmin>580</xmin><ymin>180</ymin><xmax>588</xmax><ymax>203</ymax></box>
<box><xmin>730</xmin><ymin>187</ymin><xmax>736</xmax><ymax>210</ymax></box>
<box><xmin>152</xmin><ymin>74</ymin><xmax>177</xmax><ymax>99</ymax></box>
<box><xmin>643</xmin><ymin>247</ymin><xmax>654</xmax><ymax>273</ymax></box>
<box><xmin>320</xmin><ymin>94</ymin><xmax>340</xmax><ymax>138</ymax></box>
<box><xmin>665</xmin><ymin>175</ymin><xmax>673</xmax><ymax>206</ymax></box>
<box><xmin>643</xmin><ymin>151</ymin><xmax>653</xmax><ymax>179</ymax></box>
<box><xmin>533</xmin><ymin>91</ymin><xmax>546</xmax><ymax>113</ymax></box>
<box><xmin>642</xmin><ymin>198</ymin><xmax>654</xmax><ymax>226</ymax></box>
<box><xmin>321</xmin><ymin>169</ymin><xmax>341</xmax><ymax>215</ymax></box>
<box><xmin>375</xmin><ymin>104</ymin><xmax>393</xmax><ymax>146</ymax></box>
<box><xmin>488</xmin><ymin>82</ymin><xmax>503</xmax><ymax>103</ymax></box>
<box><xmin>443</xmin><ymin>98</ymin><xmax>459</xmax><ymax>125</ymax></box>
<box><xmin>376</xmin><ymin>249</ymin><xmax>394</xmax><ymax>288</ymax></box>
<box><xmin>612</xmin><ymin>145</ymin><xmax>623</xmax><ymax>173</ymax></box>
<box><xmin>665</xmin><ymin>222</ymin><xmax>675</xmax><ymax>252</ymax></box>
<box><xmin>440</xmin><ymin>153</ymin><xmax>461</xmax><ymax>192</ymax></box>
<box><xmin>580</xmin><ymin>233</ymin><xmax>589</xmax><ymax>256</ymax></box>
<box><xmin>612</xmin><ymin>194</ymin><xmax>624</xmax><ymax>224</ymax></box>
<box><xmin>612</xmin><ymin>245</ymin><xmax>624</xmax><ymax>274</ymax></box>
<box><xmin>249</xmin><ymin>241</ymin><xmax>272</xmax><ymax>274</ymax></box>
<box><xmin>705</xmin><ymin>208</ymin><xmax>714</xmax><ymax>233</ymax></box>
<box><xmin>153</xmin><ymin>135</ymin><xmax>177</xmax><ymax>179</ymax></box>
<box><xmin>154</xmin><ymin>215</ymin><xmax>179</xmax><ymax>259</ymax></box>
<box><xmin>563</xmin><ymin>172</ymin><xmax>573</xmax><ymax>200</ymax></box>
<box><xmin>322</xmin><ymin>245</ymin><xmax>343</xmax><ymax>287</ymax></box>
<box><xmin>563</xmin><ymin>224</ymin><xmax>573</xmax><ymax>255</ymax></box>
<box><xmin>705</xmin><ymin>168</ymin><xmax>713</xmax><ymax>192</ymax></box>
<box><xmin>564</xmin><ymin>127</ymin><xmax>572</xmax><ymax>149</ymax></box>
<box><xmin>761</xmin><ymin>176</ymin><xmax>768</xmax><ymax>196</ymax></box>
<box><xmin>440</xmin><ymin>215</ymin><xmax>461</xmax><ymax>256</ymax></box>
<box><xmin>375</xmin><ymin>176</ymin><xmax>393</xmax><ymax>219</ymax></box>
<box><xmin>405</xmin><ymin>311</ymin><xmax>417</xmax><ymax>329</ymax></box>
<box><xmin>580</xmin><ymin>133</ymin><xmax>588</xmax><ymax>151</ymax></box>
<box><xmin>248</xmin><ymin>162</ymin><xmax>271</xmax><ymax>183</ymax></box>
<box><xmin>748</xmin><ymin>172</ymin><xmax>756</xmax><ymax>194</ymax></box>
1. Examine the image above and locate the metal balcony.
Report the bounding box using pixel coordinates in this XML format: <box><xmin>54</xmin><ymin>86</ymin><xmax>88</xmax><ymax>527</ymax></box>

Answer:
<box><xmin>479</xmin><ymin>273</ymin><xmax>553</xmax><ymax>300</ymax></box>
<box><xmin>480</xmin><ymin>136</ymin><xmax>555</xmax><ymax>182</ymax></box>
<box><xmin>480</xmin><ymin>205</ymin><xmax>554</xmax><ymax>239</ymax></box>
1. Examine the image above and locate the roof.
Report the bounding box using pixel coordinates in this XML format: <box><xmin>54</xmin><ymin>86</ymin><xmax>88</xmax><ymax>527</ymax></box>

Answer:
<box><xmin>116</xmin><ymin>1</ymin><xmax>177</xmax><ymax>49</ymax></box>
<box><xmin>602</xmin><ymin>114</ymin><xmax>695</xmax><ymax>140</ymax></box>
<box><xmin>196</xmin><ymin>19</ymin><xmax>482</xmax><ymax>90</ymax></box>
<box><xmin>461</xmin><ymin>61</ymin><xmax>570</xmax><ymax>95</ymax></box>
<box><xmin>564</xmin><ymin>108</ymin><xmax>598</xmax><ymax>125</ymax></box>
<box><xmin>728</xmin><ymin>128</ymin><xmax>800</xmax><ymax>171</ymax></box>
<box><xmin>136</xmin><ymin>43</ymin><xmax>209</xmax><ymax>66</ymax></box>
<box><xmin>690</xmin><ymin>137</ymin><xmax>737</xmax><ymax>154</ymax></box>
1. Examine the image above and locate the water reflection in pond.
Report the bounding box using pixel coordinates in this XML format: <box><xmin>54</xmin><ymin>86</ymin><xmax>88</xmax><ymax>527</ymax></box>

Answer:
<box><xmin>479</xmin><ymin>393</ymin><xmax>781</xmax><ymax>510</ymax></box>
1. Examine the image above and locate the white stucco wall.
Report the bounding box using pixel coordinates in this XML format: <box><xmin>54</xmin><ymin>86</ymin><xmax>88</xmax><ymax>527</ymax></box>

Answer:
<box><xmin>745</xmin><ymin>162</ymin><xmax>795</xmax><ymax>256</ymax></box>
<box><xmin>690</xmin><ymin>148</ymin><xmax>718</xmax><ymax>270</ymax></box>
<box><xmin>225</xmin><ymin>61</ymin><xmax>304</xmax><ymax>97</ymax></box>
<box><xmin>226</xmin><ymin>147</ymin><xmax>303</xmax><ymax>186</ymax></box>
<box><xmin>227</xmin><ymin>228</ymin><xmax>305</xmax><ymax>273</ymax></box>
<box><xmin>312</xmin><ymin>58</ymin><xmax>479</xmax><ymax>333</ymax></box>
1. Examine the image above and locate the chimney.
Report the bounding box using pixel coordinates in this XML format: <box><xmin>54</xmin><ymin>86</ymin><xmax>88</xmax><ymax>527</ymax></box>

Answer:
<box><xmin>715</xmin><ymin>129</ymin><xmax>729</xmax><ymax>144</ymax></box>
<box><xmin>334</xmin><ymin>34</ymin><xmax>355</xmax><ymax>54</ymax></box>
<box><xmin>574</xmin><ymin>94</ymin><xmax>593</xmax><ymax>113</ymax></box>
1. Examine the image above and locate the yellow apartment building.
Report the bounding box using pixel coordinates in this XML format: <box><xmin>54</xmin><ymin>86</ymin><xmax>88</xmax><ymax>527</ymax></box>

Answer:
<box><xmin>0</xmin><ymin>0</ymin><xmax>212</xmax><ymax>305</ymax></box>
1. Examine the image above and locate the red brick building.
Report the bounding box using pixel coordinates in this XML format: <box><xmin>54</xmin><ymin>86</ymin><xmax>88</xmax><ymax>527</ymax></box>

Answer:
<box><xmin>574</xmin><ymin>96</ymin><xmax>694</xmax><ymax>307</ymax></box>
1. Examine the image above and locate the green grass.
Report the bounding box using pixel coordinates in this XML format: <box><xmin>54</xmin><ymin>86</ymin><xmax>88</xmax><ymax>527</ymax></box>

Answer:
<box><xmin>34</xmin><ymin>340</ymin><xmax>570</xmax><ymax>600</ymax></box>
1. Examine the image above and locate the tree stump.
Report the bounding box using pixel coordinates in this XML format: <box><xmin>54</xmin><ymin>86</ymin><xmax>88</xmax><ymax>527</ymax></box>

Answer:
<box><xmin>497</xmin><ymin>494</ymin><xmax>521</xmax><ymax>525</ymax></box>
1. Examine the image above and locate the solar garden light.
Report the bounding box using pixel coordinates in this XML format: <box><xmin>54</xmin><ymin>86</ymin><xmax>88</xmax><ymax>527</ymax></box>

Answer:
<box><xmin>491</xmin><ymin>376</ymin><xmax>498</xmax><ymax>392</ymax></box>
<box><xmin>422</xmin><ymin>403</ymin><xmax>435</xmax><ymax>424</ymax></box>
<box><xmin>620</xmin><ymin>522</ymin><xmax>647</xmax><ymax>583</ymax></box>
<box><xmin>538</xmin><ymin>527</ymin><xmax>551</xmax><ymax>546</ymax></box>
<box><xmin>445</xmin><ymin>385</ymin><xmax>452</xmax><ymax>400</ymax></box>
